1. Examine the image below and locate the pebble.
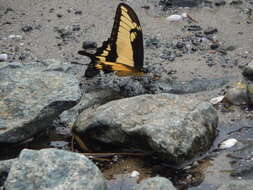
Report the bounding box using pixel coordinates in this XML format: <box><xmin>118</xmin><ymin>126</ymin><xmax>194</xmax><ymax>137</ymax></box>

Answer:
<box><xmin>57</xmin><ymin>14</ymin><xmax>63</xmax><ymax>18</ymax></box>
<box><xmin>72</xmin><ymin>24</ymin><xmax>81</xmax><ymax>31</ymax></box>
<box><xmin>130</xmin><ymin>170</ymin><xmax>140</xmax><ymax>178</ymax></box>
<box><xmin>8</xmin><ymin>34</ymin><xmax>22</xmax><ymax>40</ymax></box>
<box><xmin>210</xmin><ymin>43</ymin><xmax>219</xmax><ymax>49</ymax></box>
<box><xmin>242</xmin><ymin>60</ymin><xmax>253</xmax><ymax>79</ymax></box>
<box><xmin>74</xmin><ymin>10</ymin><xmax>82</xmax><ymax>15</ymax></box>
<box><xmin>225</xmin><ymin>82</ymin><xmax>248</xmax><ymax>105</ymax></box>
<box><xmin>0</xmin><ymin>53</ymin><xmax>8</xmax><ymax>61</ymax></box>
<box><xmin>230</xmin><ymin>0</ymin><xmax>243</xmax><ymax>5</ymax></box>
<box><xmin>50</xmin><ymin>141</ymin><xmax>69</xmax><ymax>148</ymax></box>
<box><xmin>166</xmin><ymin>13</ymin><xmax>187</xmax><ymax>22</ymax></box>
<box><xmin>219</xmin><ymin>138</ymin><xmax>238</xmax><ymax>149</ymax></box>
<box><xmin>210</xmin><ymin>95</ymin><xmax>224</xmax><ymax>105</ymax></box>
<box><xmin>176</xmin><ymin>41</ymin><xmax>185</xmax><ymax>49</ymax></box>
<box><xmin>4</xmin><ymin>7</ymin><xmax>14</xmax><ymax>14</ymax></box>
<box><xmin>186</xmin><ymin>25</ymin><xmax>202</xmax><ymax>31</ymax></box>
<box><xmin>204</xmin><ymin>27</ymin><xmax>218</xmax><ymax>35</ymax></box>
<box><xmin>82</xmin><ymin>41</ymin><xmax>97</xmax><ymax>49</ymax></box>
<box><xmin>215</xmin><ymin>0</ymin><xmax>226</xmax><ymax>6</ymax></box>
<box><xmin>21</xmin><ymin>25</ymin><xmax>33</xmax><ymax>32</ymax></box>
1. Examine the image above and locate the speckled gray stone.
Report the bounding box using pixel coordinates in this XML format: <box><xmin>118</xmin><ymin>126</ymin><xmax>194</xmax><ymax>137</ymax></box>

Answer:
<box><xmin>133</xmin><ymin>177</ymin><xmax>176</xmax><ymax>190</ymax></box>
<box><xmin>74</xmin><ymin>93</ymin><xmax>218</xmax><ymax>164</ymax></box>
<box><xmin>0</xmin><ymin>61</ymin><xmax>81</xmax><ymax>143</ymax></box>
<box><xmin>4</xmin><ymin>149</ymin><xmax>107</xmax><ymax>190</ymax></box>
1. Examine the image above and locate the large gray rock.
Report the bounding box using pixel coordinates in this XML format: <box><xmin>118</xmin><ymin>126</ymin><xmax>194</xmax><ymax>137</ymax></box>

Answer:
<box><xmin>74</xmin><ymin>93</ymin><xmax>218</xmax><ymax>164</ymax></box>
<box><xmin>133</xmin><ymin>177</ymin><xmax>176</xmax><ymax>190</ymax></box>
<box><xmin>4</xmin><ymin>149</ymin><xmax>107</xmax><ymax>190</ymax></box>
<box><xmin>0</xmin><ymin>61</ymin><xmax>81</xmax><ymax>143</ymax></box>
<box><xmin>217</xmin><ymin>180</ymin><xmax>253</xmax><ymax>190</ymax></box>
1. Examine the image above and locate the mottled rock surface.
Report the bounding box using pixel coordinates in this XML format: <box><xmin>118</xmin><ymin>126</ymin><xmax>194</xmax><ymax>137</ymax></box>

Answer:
<box><xmin>133</xmin><ymin>177</ymin><xmax>176</xmax><ymax>190</ymax></box>
<box><xmin>4</xmin><ymin>149</ymin><xmax>107</xmax><ymax>190</ymax></box>
<box><xmin>0</xmin><ymin>61</ymin><xmax>81</xmax><ymax>143</ymax></box>
<box><xmin>217</xmin><ymin>180</ymin><xmax>253</xmax><ymax>190</ymax></box>
<box><xmin>74</xmin><ymin>93</ymin><xmax>218</xmax><ymax>164</ymax></box>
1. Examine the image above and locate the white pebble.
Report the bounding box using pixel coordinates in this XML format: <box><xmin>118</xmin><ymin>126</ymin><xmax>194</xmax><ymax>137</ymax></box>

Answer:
<box><xmin>219</xmin><ymin>138</ymin><xmax>238</xmax><ymax>149</ymax></box>
<box><xmin>130</xmin><ymin>170</ymin><xmax>140</xmax><ymax>178</ymax></box>
<box><xmin>166</xmin><ymin>14</ymin><xmax>184</xmax><ymax>22</ymax></box>
<box><xmin>0</xmin><ymin>53</ymin><xmax>8</xmax><ymax>61</ymax></box>
<box><xmin>8</xmin><ymin>34</ymin><xmax>22</xmax><ymax>40</ymax></box>
<box><xmin>210</xmin><ymin>96</ymin><xmax>224</xmax><ymax>105</ymax></box>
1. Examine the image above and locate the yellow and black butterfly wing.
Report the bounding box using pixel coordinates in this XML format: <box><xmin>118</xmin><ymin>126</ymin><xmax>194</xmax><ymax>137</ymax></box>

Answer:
<box><xmin>78</xmin><ymin>3</ymin><xmax>144</xmax><ymax>77</ymax></box>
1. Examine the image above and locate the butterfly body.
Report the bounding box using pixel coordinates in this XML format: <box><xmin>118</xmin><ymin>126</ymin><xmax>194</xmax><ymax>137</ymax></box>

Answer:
<box><xmin>78</xmin><ymin>3</ymin><xmax>144</xmax><ymax>78</ymax></box>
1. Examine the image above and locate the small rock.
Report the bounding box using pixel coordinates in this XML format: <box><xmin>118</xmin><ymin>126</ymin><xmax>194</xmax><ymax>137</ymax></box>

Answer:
<box><xmin>133</xmin><ymin>177</ymin><xmax>177</xmax><ymax>190</ymax></box>
<box><xmin>144</xmin><ymin>36</ymin><xmax>162</xmax><ymax>49</ymax></box>
<box><xmin>54</xmin><ymin>27</ymin><xmax>73</xmax><ymax>41</ymax></box>
<box><xmin>18</xmin><ymin>52</ymin><xmax>29</xmax><ymax>61</ymax></box>
<box><xmin>210</xmin><ymin>95</ymin><xmax>224</xmax><ymax>105</ymax></box>
<box><xmin>186</xmin><ymin>25</ymin><xmax>202</xmax><ymax>31</ymax></box>
<box><xmin>49</xmin><ymin>8</ymin><xmax>54</xmax><ymax>13</ymax></box>
<box><xmin>50</xmin><ymin>141</ymin><xmax>69</xmax><ymax>148</ymax></box>
<box><xmin>210</xmin><ymin>43</ymin><xmax>219</xmax><ymax>49</ymax></box>
<box><xmin>130</xmin><ymin>170</ymin><xmax>140</xmax><ymax>178</ymax></box>
<box><xmin>219</xmin><ymin>138</ymin><xmax>238</xmax><ymax>149</ymax></box>
<box><xmin>166</xmin><ymin>14</ymin><xmax>187</xmax><ymax>22</ymax></box>
<box><xmin>204</xmin><ymin>27</ymin><xmax>218</xmax><ymax>35</ymax></box>
<box><xmin>176</xmin><ymin>41</ymin><xmax>185</xmax><ymax>49</ymax></box>
<box><xmin>246</xmin><ymin>83</ymin><xmax>253</xmax><ymax>104</ymax></box>
<box><xmin>215</xmin><ymin>0</ymin><xmax>226</xmax><ymax>6</ymax></box>
<box><xmin>72</xmin><ymin>24</ymin><xmax>81</xmax><ymax>31</ymax></box>
<box><xmin>230</xmin><ymin>0</ymin><xmax>243</xmax><ymax>5</ymax></box>
<box><xmin>0</xmin><ymin>54</ymin><xmax>8</xmax><ymax>62</ymax></box>
<box><xmin>57</xmin><ymin>13</ymin><xmax>63</xmax><ymax>18</ymax></box>
<box><xmin>21</xmin><ymin>25</ymin><xmax>33</xmax><ymax>33</ymax></box>
<box><xmin>74</xmin><ymin>10</ymin><xmax>82</xmax><ymax>15</ymax></box>
<box><xmin>4</xmin><ymin>8</ymin><xmax>14</xmax><ymax>14</ymax></box>
<box><xmin>82</xmin><ymin>41</ymin><xmax>97</xmax><ymax>49</ymax></box>
<box><xmin>225</xmin><ymin>82</ymin><xmax>248</xmax><ymax>105</ymax></box>
<box><xmin>8</xmin><ymin>34</ymin><xmax>22</xmax><ymax>40</ymax></box>
<box><xmin>242</xmin><ymin>60</ymin><xmax>253</xmax><ymax>80</ymax></box>
<box><xmin>225</xmin><ymin>45</ymin><xmax>236</xmax><ymax>51</ymax></box>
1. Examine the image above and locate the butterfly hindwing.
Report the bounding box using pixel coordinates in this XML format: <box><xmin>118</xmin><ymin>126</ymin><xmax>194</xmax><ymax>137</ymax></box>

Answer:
<box><xmin>78</xmin><ymin>3</ymin><xmax>144</xmax><ymax>77</ymax></box>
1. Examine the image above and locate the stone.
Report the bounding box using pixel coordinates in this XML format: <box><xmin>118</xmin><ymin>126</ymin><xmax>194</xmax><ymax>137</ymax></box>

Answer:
<box><xmin>204</xmin><ymin>27</ymin><xmax>218</xmax><ymax>35</ymax></box>
<box><xmin>224</xmin><ymin>82</ymin><xmax>248</xmax><ymax>105</ymax></box>
<box><xmin>4</xmin><ymin>149</ymin><xmax>107</xmax><ymax>190</ymax></box>
<box><xmin>0</xmin><ymin>61</ymin><xmax>81</xmax><ymax>143</ymax></box>
<box><xmin>74</xmin><ymin>93</ymin><xmax>218</xmax><ymax>164</ymax></box>
<box><xmin>133</xmin><ymin>177</ymin><xmax>176</xmax><ymax>190</ymax></box>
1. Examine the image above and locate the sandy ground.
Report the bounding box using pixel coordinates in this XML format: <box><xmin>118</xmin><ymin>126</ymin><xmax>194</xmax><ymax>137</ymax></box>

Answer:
<box><xmin>1</xmin><ymin>0</ymin><xmax>252</xmax><ymax>81</ymax></box>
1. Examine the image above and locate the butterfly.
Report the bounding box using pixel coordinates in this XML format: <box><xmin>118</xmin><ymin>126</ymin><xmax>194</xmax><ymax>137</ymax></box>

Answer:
<box><xmin>78</xmin><ymin>3</ymin><xmax>144</xmax><ymax>78</ymax></box>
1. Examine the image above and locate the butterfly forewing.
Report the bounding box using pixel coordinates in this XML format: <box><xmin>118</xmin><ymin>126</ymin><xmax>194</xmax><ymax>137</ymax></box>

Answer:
<box><xmin>78</xmin><ymin>3</ymin><xmax>144</xmax><ymax>77</ymax></box>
